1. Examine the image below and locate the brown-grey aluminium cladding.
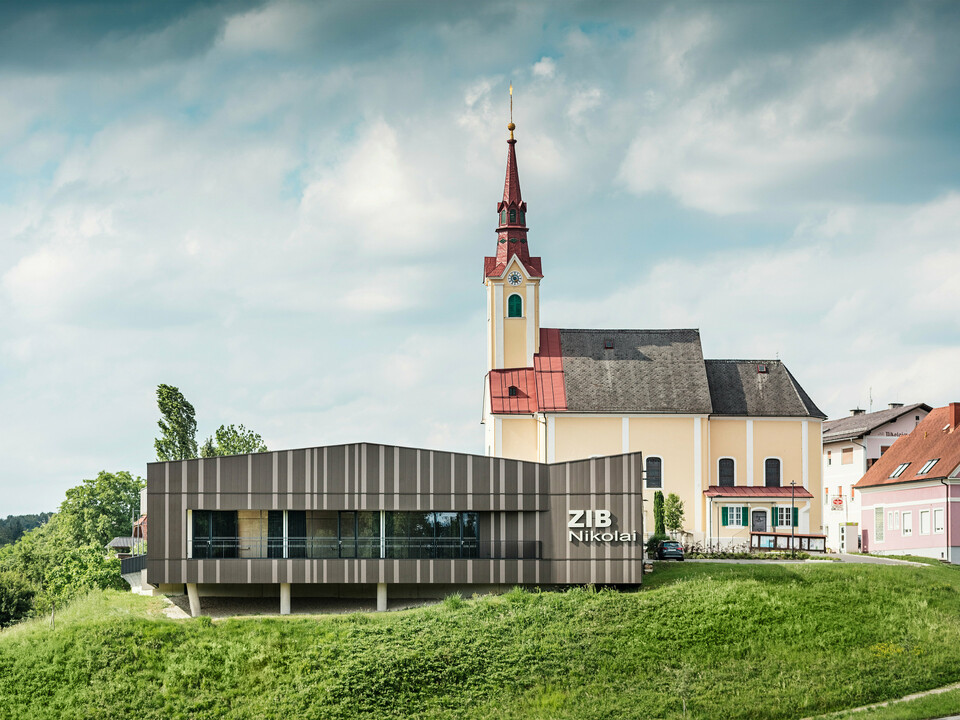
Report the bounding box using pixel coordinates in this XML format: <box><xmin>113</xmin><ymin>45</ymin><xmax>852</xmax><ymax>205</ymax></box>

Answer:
<box><xmin>146</xmin><ymin>443</ymin><xmax>644</xmax><ymax>587</ymax></box>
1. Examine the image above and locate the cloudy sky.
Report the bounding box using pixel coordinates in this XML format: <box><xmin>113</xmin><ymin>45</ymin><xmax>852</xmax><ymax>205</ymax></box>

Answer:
<box><xmin>2</xmin><ymin>0</ymin><xmax>959</xmax><ymax>514</ymax></box>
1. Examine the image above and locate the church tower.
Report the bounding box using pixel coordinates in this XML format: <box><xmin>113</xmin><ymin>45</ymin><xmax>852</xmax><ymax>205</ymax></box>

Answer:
<box><xmin>483</xmin><ymin>105</ymin><xmax>543</xmax><ymax>372</ymax></box>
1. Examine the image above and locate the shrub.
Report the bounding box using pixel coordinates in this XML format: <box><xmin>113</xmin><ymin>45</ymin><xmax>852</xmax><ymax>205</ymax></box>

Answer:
<box><xmin>443</xmin><ymin>592</ymin><xmax>464</xmax><ymax>610</ymax></box>
<box><xmin>645</xmin><ymin>533</ymin><xmax>670</xmax><ymax>556</ymax></box>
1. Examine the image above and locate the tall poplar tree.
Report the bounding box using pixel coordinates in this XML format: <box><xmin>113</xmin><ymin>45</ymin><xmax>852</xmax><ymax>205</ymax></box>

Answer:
<box><xmin>653</xmin><ymin>490</ymin><xmax>666</xmax><ymax>536</ymax></box>
<box><xmin>154</xmin><ymin>384</ymin><xmax>198</xmax><ymax>461</ymax></box>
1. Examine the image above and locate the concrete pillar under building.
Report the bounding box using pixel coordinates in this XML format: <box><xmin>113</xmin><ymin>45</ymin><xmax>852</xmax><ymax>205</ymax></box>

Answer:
<box><xmin>377</xmin><ymin>582</ymin><xmax>387</xmax><ymax>612</ymax></box>
<box><xmin>280</xmin><ymin>583</ymin><xmax>291</xmax><ymax>615</ymax></box>
<box><xmin>186</xmin><ymin>583</ymin><xmax>201</xmax><ymax>617</ymax></box>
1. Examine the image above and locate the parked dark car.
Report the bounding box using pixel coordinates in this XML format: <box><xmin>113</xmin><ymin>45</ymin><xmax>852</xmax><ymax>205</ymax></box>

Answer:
<box><xmin>656</xmin><ymin>540</ymin><xmax>685</xmax><ymax>561</ymax></box>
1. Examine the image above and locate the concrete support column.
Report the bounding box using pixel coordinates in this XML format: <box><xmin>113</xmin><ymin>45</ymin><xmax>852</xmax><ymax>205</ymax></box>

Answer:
<box><xmin>280</xmin><ymin>583</ymin><xmax>291</xmax><ymax>615</ymax></box>
<box><xmin>376</xmin><ymin>582</ymin><xmax>387</xmax><ymax>612</ymax></box>
<box><xmin>186</xmin><ymin>583</ymin><xmax>201</xmax><ymax>617</ymax></box>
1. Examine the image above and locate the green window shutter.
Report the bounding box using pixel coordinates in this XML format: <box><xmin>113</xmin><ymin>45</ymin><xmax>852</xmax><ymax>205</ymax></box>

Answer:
<box><xmin>721</xmin><ymin>507</ymin><xmax>728</xmax><ymax>527</ymax></box>
<box><xmin>742</xmin><ymin>506</ymin><xmax>748</xmax><ymax>527</ymax></box>
<box><xmin>793</xmin><ymin>507</ymin><xmax>799</xmax><ymax>527</ymax></box>
<box><xmin>771</xmin><ymin>506</ymin><xmax>778</xmax><ymax>527</ymax></box>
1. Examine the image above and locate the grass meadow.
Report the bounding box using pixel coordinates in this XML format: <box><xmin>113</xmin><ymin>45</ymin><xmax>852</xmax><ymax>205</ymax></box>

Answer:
<box><xmin>3</xmin><ymin>562</ymin><xmax>960</xmax><ymax>719</ymax></box>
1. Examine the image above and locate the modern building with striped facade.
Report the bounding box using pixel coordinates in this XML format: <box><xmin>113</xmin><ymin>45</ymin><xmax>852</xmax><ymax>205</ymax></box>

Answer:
<box><xmin>146</xmin><ymin>442</ymin><xmax>644</xmax><ymax>615</ymax></box>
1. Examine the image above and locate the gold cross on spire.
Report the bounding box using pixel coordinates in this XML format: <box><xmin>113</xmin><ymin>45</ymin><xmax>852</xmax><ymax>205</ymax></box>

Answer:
<box><xmin>508</xmin><ymin>83</ymin><xmax>515</xmax><ymax>139</ymax></box>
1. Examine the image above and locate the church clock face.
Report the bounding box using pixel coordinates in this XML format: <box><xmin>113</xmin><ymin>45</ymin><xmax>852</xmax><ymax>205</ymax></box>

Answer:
<box><xmin>508</xmin><ymin>271</ymin><xmax>522</xmax><ymax>286</ymax></box>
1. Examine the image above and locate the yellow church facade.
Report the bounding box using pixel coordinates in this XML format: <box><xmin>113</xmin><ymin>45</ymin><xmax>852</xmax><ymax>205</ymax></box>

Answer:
<box><xmin>481</xmin><ymin>122</ymin><xmax>825</xmax><ymax>548</ymax></box>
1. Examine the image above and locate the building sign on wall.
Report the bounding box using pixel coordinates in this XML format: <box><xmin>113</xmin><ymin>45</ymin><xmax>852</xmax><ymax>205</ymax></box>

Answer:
<box><xmin>568</xmin><ymin>510</ymin><xmax>640</xmax><ymax>542</ymax></box>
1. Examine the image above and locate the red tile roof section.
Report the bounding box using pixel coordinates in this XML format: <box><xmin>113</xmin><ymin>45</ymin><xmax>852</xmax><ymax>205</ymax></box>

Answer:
<box><xmin>535</xmin><ymin>328</ymin><xmax>568</xmax><ymax>412</ymax></box>
<box><xmin>484</xmin><ymin>256</ymin><xmax>543</xmax><ymax>279</ymax></box>
<box><xmin>855</xmin><ymin>403</ymin><xmax>960</xmax><ymax>488</ymax></box>
<box><xmin>703</xmin><ymin>485</ymin><xmax>814</xmax><ymax>498</ymax></box>
<box><xmin>489</xmin><ymin>368</ymin><xmax>539</xmax><ymax>414</ymax></box>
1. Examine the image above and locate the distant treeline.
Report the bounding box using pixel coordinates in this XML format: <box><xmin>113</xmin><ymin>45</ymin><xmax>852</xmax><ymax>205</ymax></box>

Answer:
<box><xmin>0</xmin><ymin>513</ymin><xmax>53</xmax><ymax>548</ymax></box>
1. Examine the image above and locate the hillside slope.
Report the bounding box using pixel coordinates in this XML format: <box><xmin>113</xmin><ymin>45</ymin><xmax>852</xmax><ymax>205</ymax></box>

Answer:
<box><xmin>2</xmin><ymin>564</ymin><xmax>960</xmax><ymax>720</ymax></box>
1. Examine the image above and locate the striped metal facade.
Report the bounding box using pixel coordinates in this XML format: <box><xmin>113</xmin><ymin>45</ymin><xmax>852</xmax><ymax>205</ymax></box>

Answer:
<box><xmin>146</xmin><ymin>443</ymin><xmax>644</xmax><ymax>587</ymax></box>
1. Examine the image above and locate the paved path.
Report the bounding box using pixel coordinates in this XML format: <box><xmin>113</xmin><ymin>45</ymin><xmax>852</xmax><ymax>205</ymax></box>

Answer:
<box><xmin>834</xmin><ymin>553</ymin><xmax>928</xmax><ymax>566</ymax></box>
<box><xmin>683</xmin><ymin>554</ymin><xmax>927</xmax><ymax>566</ymax></box>
<box><xmin>802</xmin><ymin>680</ymin><xmax>960</xmax><ymax>719</ymax></box>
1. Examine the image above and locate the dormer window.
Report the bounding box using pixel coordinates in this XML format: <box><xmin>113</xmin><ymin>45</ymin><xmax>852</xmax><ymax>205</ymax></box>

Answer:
<box><xmin>500</xmin><ymin>210</ymin><xmax>506</xmax><ymax>225</ymax></box>
<box><xmin>508</xmin><ymin>386</ymin><xmax>518</xmax><ymax>397</ymax></box>
<box><xmin>890</xmin><ymin>463</ymin><xmax>910</xmax><ymax>478</ymax></box>
<box><xmin>519</xmin><ymin>210</ymin><xmax>525</xmax><ymax>224</ymax></box>
<box><xmin>918</xmin><ymin>459</ymin><xmax>940</xmax><ymax>475</ymax></box>
<box><xmin>509</xmin><ymin>208</ymin><xmax>517</xmax><ymax>223</ymax></box>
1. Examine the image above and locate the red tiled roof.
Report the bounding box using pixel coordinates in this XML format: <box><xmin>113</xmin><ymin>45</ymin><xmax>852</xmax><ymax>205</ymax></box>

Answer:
<box><xmin>489</xmin><ymin>368</ymin><xmax>539</xmax><ymax>414</ymax></box>
<box><xmin>855</xmin><ymin>403</ymin><xmax>960</xmax><ymax>489</ymax></box>
<box><xmin>703</xmin><ymin>485</ymin><xmax>814</xmax><ymax>498</ymax></box>
<box><xmin>484</xmin><ymin>255</ymin><xmax>543</xmax><ymax>279</ymax></box>
<box><xmin>535</xmin><ymin>328</ymin><xmax>567</xmax><ymax>412</ymax></box>
<box><xmin>488</xmin><ymin>328</ymin><xmax>568</xmax><ymax>415</ymax></box>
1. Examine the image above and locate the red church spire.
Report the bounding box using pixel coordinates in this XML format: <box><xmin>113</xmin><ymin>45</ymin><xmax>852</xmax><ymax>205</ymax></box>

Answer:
<box><xmin>484</xmin><ymin>88</ymin><xmax>542</xmax><ymax>280</ymax></box>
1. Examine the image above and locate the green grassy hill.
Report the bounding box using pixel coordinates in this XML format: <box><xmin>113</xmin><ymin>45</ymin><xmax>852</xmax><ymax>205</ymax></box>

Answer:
<box><xmin>3</xmin><ymin>563</ymin><xmax>960</xmax><ymax>720</ymax></box>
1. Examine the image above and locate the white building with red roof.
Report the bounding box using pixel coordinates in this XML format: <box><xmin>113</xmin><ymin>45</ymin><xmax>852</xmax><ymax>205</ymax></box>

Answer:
<box><xmin>821</xmin><ymin>403</ymin><xmax>931</xmax><ymax>552</ymax></box>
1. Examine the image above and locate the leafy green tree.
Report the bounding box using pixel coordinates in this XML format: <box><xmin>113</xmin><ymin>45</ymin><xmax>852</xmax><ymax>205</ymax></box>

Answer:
<box><xmin>653</xmin><ymin>491</ymin><xmax>666</xmax><ymax>536</ymax></box>
<box><xmin>58</xmin><ymin>471</ymin><xmax>145</xmax><ymax>548</ymax></box>
<box><xmin>0</xmin><ymin>570</ymin><xmax>34</xmax><ymax>627</ymax></box>
<box><xmin>201</xmin><ymin>424</ymin><xmax>268</xmax><ymax>457</ymax></box>
<box><xmin>664</xmin><ymin>493</ymin><xmax>685</xmax><ymax>535</ymax></box>
<box><xmin>0</xmin><ymin>516</ymin><xmax>67</xmax><ymax>590</ymax></box>
<box><xmin>38</xmin><ymin>545</ymin><xmax>125</xmax><ymax>613</ymax></box>
<box><xmin>155</xmin><ymin>384</ymin><xmax>198</xmax><ymax>461</ymax></box>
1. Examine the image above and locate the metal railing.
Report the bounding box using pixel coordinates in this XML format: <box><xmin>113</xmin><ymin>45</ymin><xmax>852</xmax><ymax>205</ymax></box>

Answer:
<box><xmin>190</xmin><ymin>537</ymin><xmax>540</xmax><ymax>560</ymax></box>
<box><xmin>750</xmin><ymin>531</ymin><xmax>826</xmax><ymax>553</ymax></box>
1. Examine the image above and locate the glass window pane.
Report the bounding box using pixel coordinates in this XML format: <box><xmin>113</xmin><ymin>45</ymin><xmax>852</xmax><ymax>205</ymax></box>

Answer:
<box><xmin>765</xmin><ymin>459</ymin><xmax>781</xmax><ymax>487</ymax></box>
<box><xmin>211</xmin><ymin>511</ymin><xmax>238</xmax><ymax>558</ymax></box>
<box><xmin>719</xmin><ymin>459</ymin><xmax>734</xmax><ymax>487</ymax></box>
<box><xmin>357</xmin><ymin>512</ymin><xmax>381</xmax><ymax>558</ymax></box>
<box><xmin>192</xmin><ymin>511</ymin><xmax>210</xmax><ymax>558</ymax></box>
<box><xmin>268</xmin><ymin>510</ymin><xmax>284</xmax><ymax>559</ymax></box>
<box><xmin>307</xmin><ymin>511</ymin><xmax>338</xmax><ymax>558</ymax></box>
<box><xmin>288</xmin><ymin>511</ymin><xmax>306</xmax><ymax>558</ymax></box>
<box><xmin>646</xmin><ymin>458</ymin><xmax>662</xmax><ymax>488</ymax></box>
<box><xmin>340</xmin><ymin>511</ymin><xmax>356</xmax><ymax>558</ymax></box>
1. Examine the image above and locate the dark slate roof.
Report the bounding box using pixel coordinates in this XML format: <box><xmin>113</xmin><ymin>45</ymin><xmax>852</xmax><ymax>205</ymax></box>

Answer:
<box><xmin>704</xmin><ymin>360</ymin><xmax>826</xmax><ymax>419</ymax></box>
<box><xmin>823</xmin><ymin>403</ymin><xmax>932</xmax><ymax>442</ymax></box>
<box><xmin>105</xmin><ymin>537</ymin><xmax>137</xmax><ymax>549</ymax></box>
<box><xmin>557</xmin><ymin>329</ymin><xmax>714</xmax><ymax>413</ymax></box>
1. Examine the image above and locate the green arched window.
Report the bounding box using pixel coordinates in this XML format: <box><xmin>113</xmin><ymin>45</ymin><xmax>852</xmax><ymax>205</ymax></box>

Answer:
<box><xmin>509</xmin><ymin>208</ymin><xmax>517</xmax><ymax>223</ymax></box>
<box><xmin>500</xmin><ymin>210</ymin><xmax>507</xmax><ymax>225</ymax></box>
<box><xmin>508</xmin><ymin>294</ymin><xmax>523</xmax><ymax>318</ymax></box>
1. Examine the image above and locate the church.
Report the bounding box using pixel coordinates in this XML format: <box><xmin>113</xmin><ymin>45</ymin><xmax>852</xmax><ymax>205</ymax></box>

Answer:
<box><xmin>481</xmin><ymin>117</ymin><xmax>826</xmax><ymax>547</ymax></box>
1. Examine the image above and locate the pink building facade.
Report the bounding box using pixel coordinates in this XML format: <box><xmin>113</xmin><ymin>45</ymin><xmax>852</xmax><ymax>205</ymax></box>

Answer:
<box><xmin>855</xmin><ymin>403</ymin><xmax>960</xmax><ymax>563</ymax></box>
<box><xmin>859</xmin><ymin>481</ymin><xmax>959</xmax><ymax>561</ymax></box>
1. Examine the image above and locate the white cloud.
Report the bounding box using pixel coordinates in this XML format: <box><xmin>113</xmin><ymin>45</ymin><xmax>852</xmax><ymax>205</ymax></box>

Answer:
<box><xmin>532</xmin><ymin>57</ymin><xmax>556</xmax><ymax>79</ymax></box>
<box><xmin>618</xmin><ymin>25</ymin><xmax>917</xmax><ymax>213</ymax></box>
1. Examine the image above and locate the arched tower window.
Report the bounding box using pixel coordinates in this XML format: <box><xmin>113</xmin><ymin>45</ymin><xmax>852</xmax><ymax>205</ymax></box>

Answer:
<box><xmin>764</xmin><ymin>458</ymin><xmax>781</xmax><ymax>487</ymax></box>
<box><xmin>718</xmin><ymin>458</ymin><xmax>735</xmax><ymax>487</ymax></box>
<box><xmin>645</xmin><ymin>457</ymin><xmax>662</xmax><ymax>488</ymax></box>
<box><xmin>507</xmin><ymin>294</ymin><xmax>523</xmax><ymax>318</ymax></box>
<box><xmin>509</xmin><ymin>208</ymin><xmax>517</xmax><ymax>223</ymax></box>
<box><xmin>500</xmin><ymin>209</ymin><xmax>506</xmax><ymax>225</ymax></box>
